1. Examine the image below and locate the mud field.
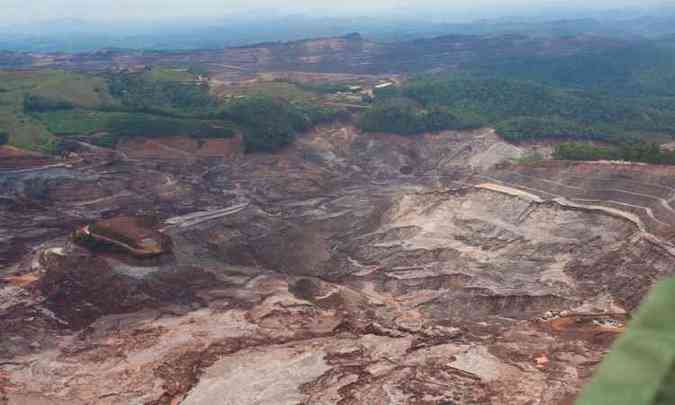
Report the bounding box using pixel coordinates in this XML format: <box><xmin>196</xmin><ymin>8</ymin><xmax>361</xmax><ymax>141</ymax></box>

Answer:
<box><xmin>1</xmin><ymin>126</ymin><xmax>674</xmax><ymax>404</ymax></box>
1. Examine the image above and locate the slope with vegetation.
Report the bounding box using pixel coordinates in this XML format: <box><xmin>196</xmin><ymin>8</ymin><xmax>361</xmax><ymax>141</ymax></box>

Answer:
<box><xmin>218</xmin><ymin>95</ymin><xmax>343</xmax><ymax>153</ymax></box>
<box><xmin>0</xmin><ymin>69</ymin><xmax>115</xmax><ymax>152</ymax></box>
<box><xmin>1</xmin><ymin>67</ymin><xmax>347</xmax><ymax>154</ymax></box>
<box><xmin>553</xmin><ymin>141</ymin><xmax>675</xmax><ymax>165</ymax></box>
<box><xmin>360</xmin><ymin>76</ymin><xmax>675</xmax><ymax>144</ymax></box>
<box><xmin>6</xmin><ymin>34</ymin><xmax>675</xmax><ymax>163</ymax></box>
<box><xmin>356</xmin><ymin>40</ymin><xmax>675</xmax><ymax>164</ymax></box>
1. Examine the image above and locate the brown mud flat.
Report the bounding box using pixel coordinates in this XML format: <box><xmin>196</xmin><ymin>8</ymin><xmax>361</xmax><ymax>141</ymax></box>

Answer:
<box><xmin>1</xmin><ymin>126</ymin><xmax>674</xmax><ymax>404</ymax></box>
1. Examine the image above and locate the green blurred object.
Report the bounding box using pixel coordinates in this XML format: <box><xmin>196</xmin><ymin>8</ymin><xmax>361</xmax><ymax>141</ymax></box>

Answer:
<box><xmin>577</xmin><ymin>278</ymin><xmax>675</xmax><ymax>405</ymax></box>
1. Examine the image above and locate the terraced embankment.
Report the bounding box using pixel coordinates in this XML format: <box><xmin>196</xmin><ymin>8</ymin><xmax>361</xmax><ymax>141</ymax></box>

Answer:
<box><xmin>488</xmin><ymin>161</ymin><xmax>675</xmax><ymax>239</ymax></box>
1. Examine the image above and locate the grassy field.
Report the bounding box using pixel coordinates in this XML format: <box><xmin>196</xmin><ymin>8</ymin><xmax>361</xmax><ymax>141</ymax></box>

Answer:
<box><xmin>0</xmin><ymin>70</ymin><xmax>115</xmax><ymax>108</ymax></box>
<box><xmin>0</xmin><ymin>68</ymin><xmax>242</xmax><ymax>152</ymax></box>
<box><xmin>0</xmin><ymin>110</ymin><xmax>56</xmax><ymax>152</ymax></box>
<box><xmin>220</xmin><ymin>81</ymin><xmax>320</xmax><ymax>103</ymax></box>
<box><xmin>0</xmin><ymin>70</ymin><xmax>119</xmax><ymax>152</ymax></box>
<box><xmin>34</xmin><ymin>110</ymin><xmax>132</xmax><ymax>135</ymax></box>
<box><xmin>141</xmin><ymin>67</ymin><xmax>196</xmax><ymax>82</ymax></box>
<box><xmin>0</xmin><ymin>69</ymin><xmax>340</xmax><ymax>154</ymax></box>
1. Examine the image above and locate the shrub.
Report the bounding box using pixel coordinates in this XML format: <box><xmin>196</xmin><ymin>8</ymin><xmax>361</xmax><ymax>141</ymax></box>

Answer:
<box><xmin>221</xmin><ymin>96</ymin><xmax>329</xmax><ymax>153</ymax></box>
<box><xmin>108</xmin><ymin>115</ymin><xmax>235</xmax><ymax>139</ymax></box>
<box><xmin>357</xmin><ymin>101</ymin><xmax>478</xmax><ymax>135</ymax></box>
<box><xmin>107</xmin><ymin>72</ymin><xmax>215</xmax><ymax>114</ymax></box>
<box><xmin>553</xmin><ymin>141</ymin><xmax>675</xmax><ymax>165</ymax></box>
<box><xmin>495</xmin><ymin>117</ymin><xmax>608</xmax><ymax>142</ymax></box>
<box><xmin>23</xmin><ymin>94</ymin><xmax>74</xmax><ymax>113</ymax></box>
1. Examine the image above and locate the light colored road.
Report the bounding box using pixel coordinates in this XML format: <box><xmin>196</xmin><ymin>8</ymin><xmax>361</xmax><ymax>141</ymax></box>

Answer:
<box><xmin>164</xmin><ymin>203</ymin><xmax>250</xmax><ymax>229</ymax></box>
<box><xmin>0</xmin><ymin>163</ymin><xmax>69</xmax><ymax>175</ymax></box>
<box><xmin>475</xmin><ymin>183</ymin><xmax>544</xmax><ymax>203</ymax></box>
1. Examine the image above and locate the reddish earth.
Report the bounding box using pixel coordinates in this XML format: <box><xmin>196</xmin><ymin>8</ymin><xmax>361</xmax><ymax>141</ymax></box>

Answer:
<box><xmin>0</xmin><ymin>146</ymin><xmax>43</xmax><ymax>158</ymax></box>
<box><xmin>0</xmin><ymin>146</ymin><xmax>54</xmax><ymax>169</ymax></box>
<box><xmin>117</xmin><ymin>135</ymin><xmax>243</xmax><ymax>160</ymax></box>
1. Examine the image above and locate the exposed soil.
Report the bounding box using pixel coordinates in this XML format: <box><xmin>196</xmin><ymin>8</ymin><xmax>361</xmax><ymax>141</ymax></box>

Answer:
<box><xmin>1</xmin><ymin>125</ymin><xmax>674</xmax><ymax>404</ymax></box>
<box><xmin>117</xmin><ymin>135</ymin><xmax>243</xmax><ymax>161</ymax></box>
<box><xmin>0</xmin><ymin>146</ymin><xmax>55</xmax><ymax>169</ymax></box>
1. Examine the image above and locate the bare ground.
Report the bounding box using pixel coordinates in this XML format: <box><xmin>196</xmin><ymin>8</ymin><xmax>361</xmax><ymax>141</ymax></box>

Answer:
<box><xmin>1</xmin><ymin>126</ymin><xmax>674</xmax><ymax>404</ymax></box>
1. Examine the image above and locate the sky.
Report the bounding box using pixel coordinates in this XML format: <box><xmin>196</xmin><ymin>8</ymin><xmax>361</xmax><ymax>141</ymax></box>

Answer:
<box><xmin>2</xmin><ymin>0</ymin><xmax>671</xmax><ymax>24</ymax></box>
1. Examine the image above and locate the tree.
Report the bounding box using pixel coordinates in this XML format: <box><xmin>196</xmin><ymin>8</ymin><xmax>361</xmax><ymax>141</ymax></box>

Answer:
<box><xmin>0</xmin><ymin>131</ymin><xmax>8</xmax><ymax>145</ymax></box>
<box><xmin>220</xmin><ymin>96</ymin><xmax>309</xmax><ymax>153</ymax></box>
<box><xmin>357</xmin><ymin>101</ymin><xmax>477</xmax><ymax>135</ymax></box>
<box><xmin>23</xmin><ymin>95</ymin><xmax>74</xmax><ymax>113</ymax></box>
<box><xmin>553</xmin><ymin>141</ymin><xmax>675</xmax><ymax>165</ymax></box>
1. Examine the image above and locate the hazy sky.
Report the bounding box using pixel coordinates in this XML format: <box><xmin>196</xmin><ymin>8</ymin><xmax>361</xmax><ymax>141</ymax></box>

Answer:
<box><xmin>2</xmin><ymin>0</ymin><xmax>670</xmax><ymax>23</ymax></box>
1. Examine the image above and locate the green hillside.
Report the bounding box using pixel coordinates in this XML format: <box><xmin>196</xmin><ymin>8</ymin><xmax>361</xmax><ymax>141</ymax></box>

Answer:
<box><xmin>357</xmin><ymin>41</ymin><xmax>675</xmax><ymax>151</ymax></box>
<box><xmin>0</xmin><ymin>67</ymin><xmax>342</xmax><ymax>153</ymax></box>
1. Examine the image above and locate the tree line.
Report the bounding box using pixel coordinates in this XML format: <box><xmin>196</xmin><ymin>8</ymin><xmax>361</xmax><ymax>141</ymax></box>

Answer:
<box><xmin>553</xmin><ymin>141</ymin><xmax>675</xmax><ymax>165</ymax></box>
<box><xmin>357</xmin><ymin>77</ymin><xmax>675</xmax><ymax>147</ymax></box>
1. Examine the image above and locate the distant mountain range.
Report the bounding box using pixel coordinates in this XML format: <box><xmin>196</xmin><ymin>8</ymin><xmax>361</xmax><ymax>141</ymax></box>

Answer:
<box><xmin>2</xmin><ymin>8</ymin><xmax>675</xmax><ymax>53</ymax></box>
<box><xmin>0</xmin><ymin>30</ymin><xmax>640</xmax><ymax>78</ymax></box>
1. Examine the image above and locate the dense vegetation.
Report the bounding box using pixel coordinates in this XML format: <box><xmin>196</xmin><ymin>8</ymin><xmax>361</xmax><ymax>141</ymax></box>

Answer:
<box><xmin>107</xmin><ymin>71</ymin><xmax>215</xmax><ymax>115</ymax></box>
<box><xmin>495</xmin><ymin>117</ymin><xmax>606</xmax><ymax>142</ymax></box>
<box><xmin>219</xmin><ymin>96</ymin><xmax>343</xmax><ymax>152</ymax></box>
<box><xmin>108</xmin><ymin>116</ymin><xmax>235</xmax><ymax>139</ymax></box>
<box><xmin>102</xmin><ymin>72</ymin><xmax>345</xmax><ymax>152</ymax></box>
<box><xmin>359</xmin><ymin>76</ymin><xmax>675</xmax><ymax>143</ymax></box>
<box><xmin>23</xmin><ymin>95</ymin><xmax>75</xmax><ymax>113</ymax></box>
<box><xmin>358</xmin><ymin>99</ymin><xmax>478</xmax><ymax>135</ymax></box>
<box><xmin>553</xmin><ymin>141</ymin><xmax>675</xmax><ymax>165</ymax></box>
<box><xmin>356</xmin><ymin>42</ymin><xmax>675</xmax><ymax>155</ymax></box>
<box><xmin>7</xmin><ymin>36</ymin><xmax>675</xmax><ymax>161</ymax></box>
<box><xmin>0</xmin><ymin>131</ymin><xmax>8</xmax><ymax>145</ymax></box>
<box><xmin>0</xmin><ymin>67</ymin><xmax>348</xmax><ymax>153</ymax></box>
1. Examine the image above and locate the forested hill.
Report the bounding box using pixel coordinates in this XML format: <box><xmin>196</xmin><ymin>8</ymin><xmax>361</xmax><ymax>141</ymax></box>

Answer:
<box><xmin>357</xmin><ymin>37</ymin><xmax>675</xmax><ymax>148</ymax></box>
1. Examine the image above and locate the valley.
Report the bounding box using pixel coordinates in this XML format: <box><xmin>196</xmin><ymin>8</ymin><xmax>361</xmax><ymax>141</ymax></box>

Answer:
<box><xmin>2</xmin><ymin>29</ymin><xmax>675</xmax><ymax>405</ymax></box>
